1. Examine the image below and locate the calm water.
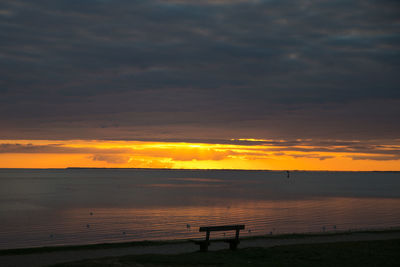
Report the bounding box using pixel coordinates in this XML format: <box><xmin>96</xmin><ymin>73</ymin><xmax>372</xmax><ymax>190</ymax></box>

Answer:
<box><xmin>0</xmin><ymin>169</ymin><xmax>399</xmax><ymax>249</ymax></box>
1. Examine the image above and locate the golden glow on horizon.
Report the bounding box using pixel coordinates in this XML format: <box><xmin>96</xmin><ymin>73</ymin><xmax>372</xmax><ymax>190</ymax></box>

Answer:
<box><xmin>0</xmin><ymin>139</ymin><xmax>399</xmax><ymax>170</ymax></box>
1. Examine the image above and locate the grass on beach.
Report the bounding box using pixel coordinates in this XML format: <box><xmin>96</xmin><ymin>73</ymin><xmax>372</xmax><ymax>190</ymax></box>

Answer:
<box><xmin>51</xmin><ymin>239</ymin><xmax>400</xmax><ymax>267</ymax></box>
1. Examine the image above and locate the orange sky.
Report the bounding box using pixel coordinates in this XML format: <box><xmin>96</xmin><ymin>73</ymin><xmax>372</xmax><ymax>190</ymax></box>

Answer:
<box><xmin>1</xmin><ymin>139</ymin><xmax>399</xmax><ymax>171</ymax></box>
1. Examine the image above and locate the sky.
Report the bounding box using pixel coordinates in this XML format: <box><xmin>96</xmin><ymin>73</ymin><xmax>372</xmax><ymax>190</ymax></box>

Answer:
<box><xmin>1</xmin><ymin>0</ymin><xmax>399</xmax><ymax>170</ymax></box>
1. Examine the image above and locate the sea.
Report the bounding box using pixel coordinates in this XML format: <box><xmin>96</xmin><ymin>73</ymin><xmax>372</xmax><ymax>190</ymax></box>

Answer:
<box><xmin>0</xmin><ymin>168</ymin><xmax>399</xmax><ymax>250</ymax></box>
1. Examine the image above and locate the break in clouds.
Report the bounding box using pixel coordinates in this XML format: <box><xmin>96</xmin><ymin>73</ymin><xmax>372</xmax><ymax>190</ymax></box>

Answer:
<box><xmin>1</xmin><ymin>0</ymin><xmax>399</xmax><ymax>141</ymax></box>
<box><xmin>1</xmin><ymin>138</ymin><xmax>400</xmax><ymax>163</ymax></box>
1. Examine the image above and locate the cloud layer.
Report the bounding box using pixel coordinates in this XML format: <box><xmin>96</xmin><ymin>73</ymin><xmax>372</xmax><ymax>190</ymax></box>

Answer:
<box><xmin>1</xmin><ymin>0</ymin><xmax>399</xmax><ymax>141</ymax></box>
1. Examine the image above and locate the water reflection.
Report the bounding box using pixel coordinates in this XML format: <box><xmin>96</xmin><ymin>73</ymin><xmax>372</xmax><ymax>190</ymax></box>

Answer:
<box><xmin>0</xmin><ymin>169</ymin><xmax>399</xmax><ymax>249</ymax></box>
<box><xmin>1</xmin><ymin>197</ymin><xmax>400</xmax><ymax>249</ymax></box>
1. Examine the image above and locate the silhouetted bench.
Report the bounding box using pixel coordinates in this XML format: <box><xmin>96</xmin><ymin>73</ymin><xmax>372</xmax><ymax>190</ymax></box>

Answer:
<box><xmin>194</xmin><ymin>225</ymin><xmax>245</xmax><ymax>252</ymax></box>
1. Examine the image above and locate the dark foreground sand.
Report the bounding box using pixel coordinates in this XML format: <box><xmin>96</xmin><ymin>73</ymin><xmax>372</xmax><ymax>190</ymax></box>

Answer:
<box><xmin>2</xmin><ymin>231</ymin><xmax>400</xmax><ymax>267</ymax></box>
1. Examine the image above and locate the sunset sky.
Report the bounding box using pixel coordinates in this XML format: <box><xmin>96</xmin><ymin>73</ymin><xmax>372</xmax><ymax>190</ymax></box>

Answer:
<box><xmin>1</xmin><ymin>0</ymin><xmax>399</xmax><ymax>170</ymax></box>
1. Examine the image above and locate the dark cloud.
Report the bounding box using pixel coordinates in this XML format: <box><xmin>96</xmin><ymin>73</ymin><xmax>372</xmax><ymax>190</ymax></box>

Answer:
<box><xmin>90</xmin><ymin>154</ymin><xmax>130</xmax><ymax>164</ymax></box>
<box><xmin>1</xmin><ymin>0</ymin><xmax>399</xmax><ymax>141</ymax></box>
<box><xmin>0</xmin><ymin>143</ymin><xmax>132</xmax><ymax>154</ymax></box>
<box><xmin>349</xmin><ymin>155</ymin><xmax>400</xmax><ymax>161</ymax></box>
<box><xmin>288</xmin><ymin>154</ymin><xmax>335</xmax><ymax>161</ymax></box>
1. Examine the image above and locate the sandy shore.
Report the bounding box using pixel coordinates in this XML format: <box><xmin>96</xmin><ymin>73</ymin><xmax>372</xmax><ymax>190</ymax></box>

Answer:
<box><xmin>2</xmin><ymin>231</ymin><xmax>400</xmax><ymax>267</ymax></box>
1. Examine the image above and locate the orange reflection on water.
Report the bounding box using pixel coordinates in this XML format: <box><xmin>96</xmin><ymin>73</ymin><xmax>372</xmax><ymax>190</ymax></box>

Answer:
<box><xmin>58</xmin><ymin>197</ymin><xmax>400</xmax><ymax>240</ymax></box>
<box><xmin>2</xmin><ymin>196</ymin><xmax>400</xmax><ymax>249</ymax></box>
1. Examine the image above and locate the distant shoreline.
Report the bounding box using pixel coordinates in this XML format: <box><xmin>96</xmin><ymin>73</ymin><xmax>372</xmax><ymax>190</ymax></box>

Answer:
<box><xmin>0</xmin><ymin>167</ymin><xmax>399</xmax><ymax>172</ymax></box>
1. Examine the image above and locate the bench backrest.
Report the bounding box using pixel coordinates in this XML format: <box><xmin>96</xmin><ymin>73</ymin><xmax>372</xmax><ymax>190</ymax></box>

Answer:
<box><xmin>199</xmin><ymin>225</ymin><xmax>245</xmax><ymax>232</ymax></box>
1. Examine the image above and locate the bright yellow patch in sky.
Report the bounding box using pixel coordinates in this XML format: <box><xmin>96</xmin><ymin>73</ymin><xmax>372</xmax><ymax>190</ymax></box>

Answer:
<box><xmin>0</xmin><ymin>139</ymin><xmax>399</xmax><ymax>170</ymax></box>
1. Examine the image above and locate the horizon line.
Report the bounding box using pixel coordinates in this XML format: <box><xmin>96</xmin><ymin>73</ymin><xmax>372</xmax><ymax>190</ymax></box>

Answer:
<box><xmin>0</xmin><ymin>167</ymin><xmax>399</xmax><ymax>172</ymax></box>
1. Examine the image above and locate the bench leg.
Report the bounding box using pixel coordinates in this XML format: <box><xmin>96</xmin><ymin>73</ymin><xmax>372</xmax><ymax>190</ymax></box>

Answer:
<box><xmin>229</xmin><ymin>241</ymin><xmax>238</xmax><ymax>250</ymax></box>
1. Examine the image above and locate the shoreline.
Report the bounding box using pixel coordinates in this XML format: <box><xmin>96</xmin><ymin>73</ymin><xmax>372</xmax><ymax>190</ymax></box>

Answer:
<box><xmin>1</xmin><ymin>229</ymin><xmax>400</xmax><ymax>267</ymax></box>
<box><xmin>2</xmin><ymin>228</ymin><xmax>400</xmax><ymax>256</ymax></box>
<box><xmin>1</xmin><ymin>167</ymin><xmax>400</xmax><ymax>172</ymax></box>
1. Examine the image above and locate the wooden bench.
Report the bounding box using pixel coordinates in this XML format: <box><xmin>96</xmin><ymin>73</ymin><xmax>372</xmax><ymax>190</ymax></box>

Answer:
<box><xmin>194</xmin><ymin>225</ymin><xmax>245</xmax><ymax>252</ymax></box>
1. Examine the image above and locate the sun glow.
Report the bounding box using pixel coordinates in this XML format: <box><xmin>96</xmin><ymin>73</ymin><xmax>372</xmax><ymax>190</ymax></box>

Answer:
<box><xmin>0</xmin><ymin>139</ymin><xmax>399</xmax><ymax>171</ymax></box>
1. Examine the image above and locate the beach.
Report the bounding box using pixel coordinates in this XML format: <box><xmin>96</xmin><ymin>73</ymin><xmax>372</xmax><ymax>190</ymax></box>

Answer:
<box><xmin>1</xmin><ymin>230</ymin><xmax>400</xmax><ymax>267</ymax></box>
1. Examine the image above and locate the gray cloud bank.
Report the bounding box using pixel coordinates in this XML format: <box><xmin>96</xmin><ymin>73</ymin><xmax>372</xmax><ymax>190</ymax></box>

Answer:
<box><xmin>1</xmin><ymin>0</ymin><xmax>399</xmax><ymax>141</ymax></box>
